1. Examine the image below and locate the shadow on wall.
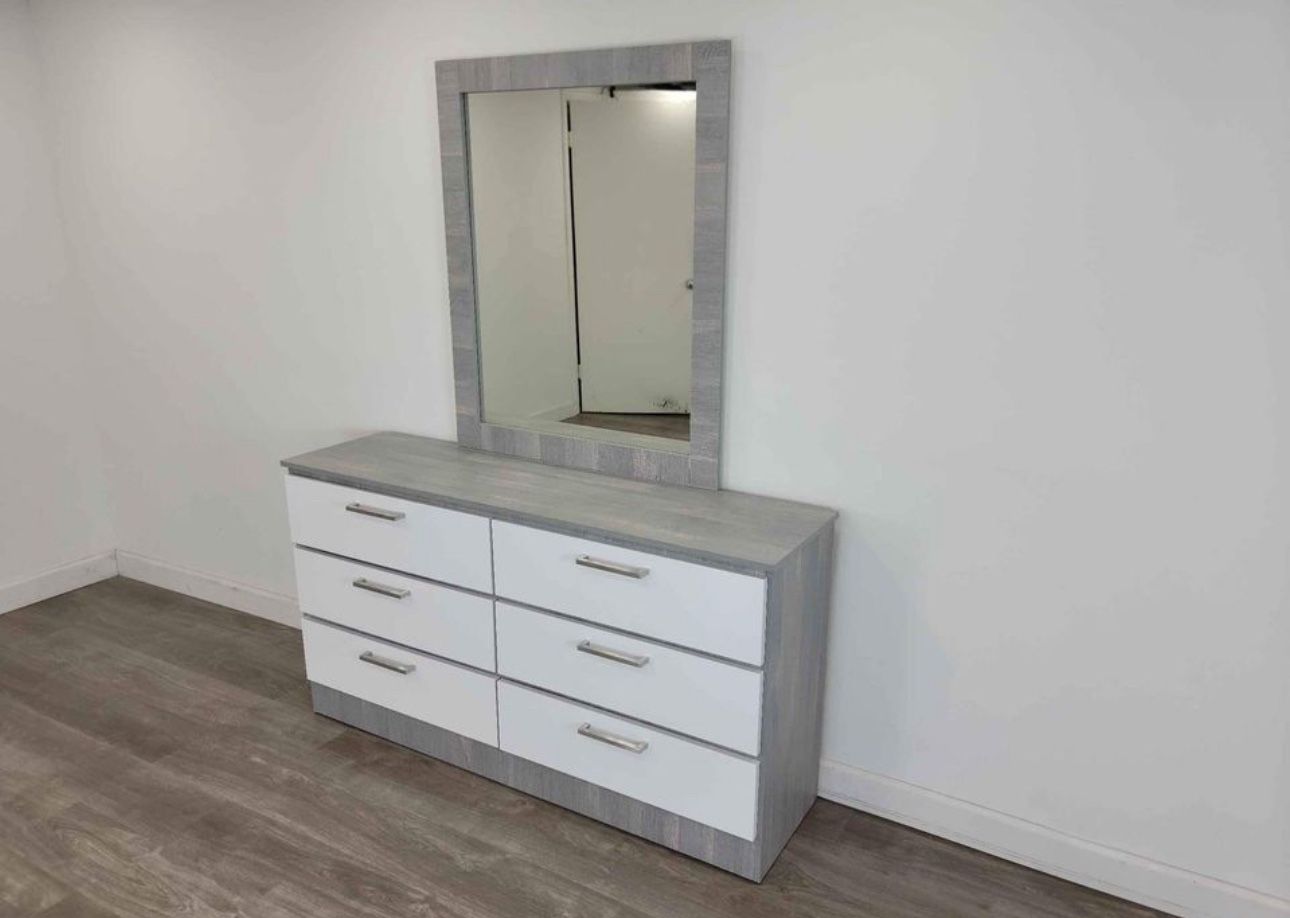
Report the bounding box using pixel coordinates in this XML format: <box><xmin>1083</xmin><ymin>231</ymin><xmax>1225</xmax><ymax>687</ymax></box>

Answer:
<box><xmin>820</xmin><ymin>516</ymin><xmax>951</xmax><ymax>779</ymax></box>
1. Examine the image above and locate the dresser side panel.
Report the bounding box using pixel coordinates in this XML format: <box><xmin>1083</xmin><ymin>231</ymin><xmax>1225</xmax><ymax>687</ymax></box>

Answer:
<box><xmin>754</xmin><ymin>521</ymin><xmax>835</xmax><ymax>876</ymax></box>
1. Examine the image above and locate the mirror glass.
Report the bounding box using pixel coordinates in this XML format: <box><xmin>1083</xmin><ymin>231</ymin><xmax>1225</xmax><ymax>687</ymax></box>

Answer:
<box><xmin>466</xmin><ymin>84</ymin><xmax>697</xmax><ymax>448</ymax></box>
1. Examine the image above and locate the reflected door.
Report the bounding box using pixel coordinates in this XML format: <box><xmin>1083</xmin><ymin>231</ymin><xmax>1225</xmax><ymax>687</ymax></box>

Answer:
<box><xmin>569</xmin><ymin>92</ymin><xmax>696</xmax><ymax>414</ymax></box>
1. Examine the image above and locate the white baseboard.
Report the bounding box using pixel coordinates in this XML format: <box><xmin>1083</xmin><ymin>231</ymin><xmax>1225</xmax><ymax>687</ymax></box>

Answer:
<box><xmin>534</xmin><ymin>401</ymin><xmax>582</xmax><ymax>421</ymax></box>
<box><xmin>819</xmin><ymin>759</ymin><xmax>1289</xmax><ymax>918</ymax></box>
<box><xmin>0</xmin><ymin>551</ymin><xmax>120</xmax><ymax>616</ymax></box>
<box><xmin>115</xmin><ymin>550</ymin><xmax>300</xmax><ymax>629</ymax></box>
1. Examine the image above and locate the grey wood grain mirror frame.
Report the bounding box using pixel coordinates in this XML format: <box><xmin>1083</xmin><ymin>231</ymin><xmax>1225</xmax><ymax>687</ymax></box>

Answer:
<box><xmin>435</xmin><ymin>40</ymin><xmax>731</xmax><ymax>490</ymax></box>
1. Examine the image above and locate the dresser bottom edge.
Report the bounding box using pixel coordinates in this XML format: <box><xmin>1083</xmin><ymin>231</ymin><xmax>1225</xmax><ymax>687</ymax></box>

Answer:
<box><xmin>309</xmin><ymin>681</ymin><xmax>775</xmax><ymax>881</ymax></box>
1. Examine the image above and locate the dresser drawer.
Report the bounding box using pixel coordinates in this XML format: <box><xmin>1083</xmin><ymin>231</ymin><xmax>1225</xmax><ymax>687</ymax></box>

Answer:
<box><xmin>498</xmin><ymin>681</ymin><xmax>758</xmax><ymax>839</ymax></box>
<box><xmin>491</xmin><ymin>522</ymin><xmax>767</xmax><ymax>665</ymax></box>
<box><xmin>285</xmin><ymin>475</ymin><xmax>492</xmax><ymax>593</ymax></box>
<box><xmin>302</xmin><ymin>619</ymin><xmax>497</xmax><ymax>745</ymax></box>
<box><xmin>294</xmin><ymin>548</ymin><xmax>495</xmax><ymax>671</ymax></box>
<box><xmin>495</xmin><ymin>602</ymin><xmax>761</xmax><ymax>755</ymax></box>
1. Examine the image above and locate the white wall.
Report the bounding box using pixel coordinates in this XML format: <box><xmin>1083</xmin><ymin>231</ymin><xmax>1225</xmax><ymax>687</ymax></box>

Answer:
<box><xmin>572</xmin><ymin>91</ymin><xmax>695</xmax><ymax>414</ymax></box>
<box><xmin>25</xmin><ymin>1</ymin><xmax>1289</xmax><ymax>915</ymax></box>
<box><xmin>469</xmin><ymin>88</ymin><xmax>580</xmax><ymax>424</ymax></box>
<box><xmin>0</xmin><ymin>0</ymin><xmax>113</xmax><ymax>603</ymax></box>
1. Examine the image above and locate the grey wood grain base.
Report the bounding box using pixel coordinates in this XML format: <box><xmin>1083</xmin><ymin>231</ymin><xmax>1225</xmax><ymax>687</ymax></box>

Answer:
<box><xmin>310</xmin><ymin>682</ymin><xmax>774</xmax><ymax>880</ymax></box>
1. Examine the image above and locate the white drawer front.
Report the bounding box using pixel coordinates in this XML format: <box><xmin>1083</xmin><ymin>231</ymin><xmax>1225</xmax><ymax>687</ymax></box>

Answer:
<box><xmin>492</xmin><ymin>522</ymin><xmax>767</xmax><ymax>665</ymax></box>
<box><xmin>498</xmin><ymin>682</ymin><xmax>758</xmax><ymax>839</ymax></box>
<box><xmin>294</xmin><ymin>548</ymin><xmax>495</xmax><ymax>672</ymax></box>
<box><xmin>303</xmin><ymin>619</ymin><xmax>497</xmax><ymax>746</ymax></box>
<box><xmin>496</xmin><ymin>603</ymin><xmax>761</xmax><ymax>755</ymax></box>
<box><xmin>285</xmin><ymin>475</ymin><xmax>492</xmax><ymax>593</ymax></box>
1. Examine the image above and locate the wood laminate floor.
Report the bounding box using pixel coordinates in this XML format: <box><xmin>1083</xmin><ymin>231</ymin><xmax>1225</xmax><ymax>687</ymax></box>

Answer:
<box><xmin>562</xmin><ymin>412</ymin><xmax>690</xmax><ymax>441</ymax></box>
<box><xmin>0</xmin><ymin>578</ymin><xmax>1172</xmax><ymax>918</ymax></box>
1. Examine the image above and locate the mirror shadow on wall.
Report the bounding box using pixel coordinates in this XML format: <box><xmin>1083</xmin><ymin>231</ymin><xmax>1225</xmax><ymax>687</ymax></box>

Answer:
<box><xmin>467</xmin><ymin>84</ymin><xmax>697</xmax><ymax>449</ymax></box>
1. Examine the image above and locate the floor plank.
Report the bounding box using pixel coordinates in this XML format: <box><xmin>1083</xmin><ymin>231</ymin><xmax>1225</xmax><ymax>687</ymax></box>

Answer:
<box><xmin>0</xmin><ymin>578</ymin><xmax>1175</xmax><ymax>918</ymax></box>
<box><xmin>0</xmin><ymin>839</ymin><xmax>69</xmax><ymax>916</ymax></box>
<box><xmin>563</xmin><ymin>412</ymin><xmax>690</xmax><ymax>441</ymax></box>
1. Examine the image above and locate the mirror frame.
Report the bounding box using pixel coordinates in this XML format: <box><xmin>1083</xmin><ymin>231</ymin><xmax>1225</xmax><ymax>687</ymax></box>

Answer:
<box><xmin>435</xmin><ymin>40</ymin><xmax>731</xmax><ymax>490</ymax></box>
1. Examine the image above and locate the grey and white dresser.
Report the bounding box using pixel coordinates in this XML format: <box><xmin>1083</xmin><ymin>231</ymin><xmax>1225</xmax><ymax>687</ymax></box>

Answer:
<box><xmin>282</xmin><ymin>431</ymin><xmax>835</xmax><ymax>880</ymax></box>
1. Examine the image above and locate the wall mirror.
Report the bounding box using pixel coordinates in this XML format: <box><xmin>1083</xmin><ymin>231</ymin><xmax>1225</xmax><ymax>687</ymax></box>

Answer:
<box><xmin>436</xmin><ymin>41</ymin><xmax>730</xmax><ymax>488</ymax></box>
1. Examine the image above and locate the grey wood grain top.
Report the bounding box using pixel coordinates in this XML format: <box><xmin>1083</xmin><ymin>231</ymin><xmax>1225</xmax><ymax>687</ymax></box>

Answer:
<box><xmin>281</xmin><ymin>432</ymin><xmax>835</xmax><ymax>573</ymax></box>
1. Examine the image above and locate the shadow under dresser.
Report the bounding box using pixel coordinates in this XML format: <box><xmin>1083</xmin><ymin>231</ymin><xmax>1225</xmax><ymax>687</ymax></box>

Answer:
<box><xmin>281</xmin><ymin>431</ymin><xmax>836</xmax><ymax>880</ymax></box>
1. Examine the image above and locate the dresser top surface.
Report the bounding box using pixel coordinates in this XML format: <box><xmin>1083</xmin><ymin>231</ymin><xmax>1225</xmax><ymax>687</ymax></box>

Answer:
<box><xmin>282</xmin><ymin>432</ymin><xmax>835</xmax><ymax>572</ymax></box>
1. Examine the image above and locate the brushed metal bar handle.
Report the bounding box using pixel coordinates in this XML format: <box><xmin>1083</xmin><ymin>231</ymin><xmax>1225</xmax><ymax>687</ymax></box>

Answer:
<box><xmin>352</xmin><ymin>578</ymin><xmax>410</xmax><ymax>600</ymax></box>
<box><xmin>576</xmin><ymin>640</ymin><xmax>649</xmax><ymax>668</ymax></box>
<box><xmin>577</xmin><ymin>723</ymin><xmax>648</xmax><ymax>754</ymax></box>
<box><xmin>575</xmin><ymin>555</ymin><xmax>650</xmax><ymax>579</ymax></box>
<box><xmin>359</xmin><ymin>650</ymin><xmax>415</xmax><ymax>675</ymax></box>
<box><xmin>345</xmin><ymin>502</ymin><xmax>405</xmax><ymax>522</ymax></box>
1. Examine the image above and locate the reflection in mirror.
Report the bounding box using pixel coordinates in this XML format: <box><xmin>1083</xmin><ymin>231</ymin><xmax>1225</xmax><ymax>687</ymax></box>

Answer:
<box><xmin>466</xmin><ymin>85</ymin><xmax>696</xmax><ymax>448</ymax></box>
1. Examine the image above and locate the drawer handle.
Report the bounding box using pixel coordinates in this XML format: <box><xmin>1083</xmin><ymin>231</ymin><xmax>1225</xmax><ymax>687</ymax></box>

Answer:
<box><xmin>345</xmin><ymin>502</ymin><xmax>405</xmax><ymax>522</ymax></box>
<box><xmin>577</xmin><ymin>722</ymin><xmax>649</xmax><ymax>754</ymax></box>
<box><xmin>575</xmin><ymin>555</ymin><xmax>650</xmax><ymax>579</ymax></box>
<box><xmin>359</xmin><ymin>650</ymin><xmax>416</xmax><ymax>675</ymax></box>
<box><xmin>576</xmin><ymin>640</ymin><xmax>650</xmax><ymax>668</ymax></box>
<box><xmin>352</xmin><ymin>577</ymin><xmax>411</xmax><ymax>600</ymax></box>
